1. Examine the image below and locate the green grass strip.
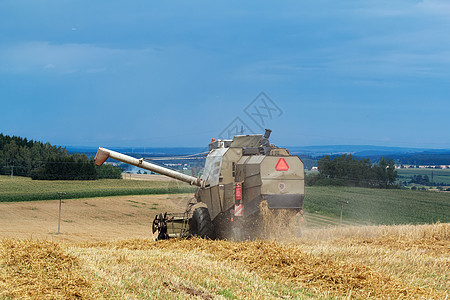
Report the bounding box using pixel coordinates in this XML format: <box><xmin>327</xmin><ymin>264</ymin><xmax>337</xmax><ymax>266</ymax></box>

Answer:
<box><xmin>0</xmin><ymin>187</ymin><xmax>196</xmax><ymax>202</ymax></box>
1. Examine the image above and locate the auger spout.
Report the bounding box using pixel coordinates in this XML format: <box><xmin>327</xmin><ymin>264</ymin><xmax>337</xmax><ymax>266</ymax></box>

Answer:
<box><xmin>94</xmin><ymin>147</ymin><xmax>203</xmax><ymax>187</ymax></box>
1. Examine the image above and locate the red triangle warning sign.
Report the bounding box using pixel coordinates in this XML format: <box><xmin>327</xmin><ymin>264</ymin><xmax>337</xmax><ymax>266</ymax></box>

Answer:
<box><xmin>275</xmin><ymin>158</ymin><xmax>289</xmax><ymax>171</ymax></box>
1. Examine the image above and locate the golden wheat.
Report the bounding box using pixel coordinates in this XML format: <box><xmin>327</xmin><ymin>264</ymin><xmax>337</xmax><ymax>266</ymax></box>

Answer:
<box><xmin>79</xmin><ymin>224</ymin><xmax>448</xmax><ymax>299</ymax></box>
<box><xmin>0</xmin><ymin>239</ymin><xmax>102</xmax><ymax>299</ymax></box>
<box><xmin>1</xmin><ymin>223</ymin><xmax>448</xmax><ymax>299</ymax></box>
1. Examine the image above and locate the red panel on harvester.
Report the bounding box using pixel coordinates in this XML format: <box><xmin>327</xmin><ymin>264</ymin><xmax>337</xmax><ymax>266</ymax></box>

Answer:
<box><xmin>275</xmin><ymin>158</ymin><xmax>289</xmax><ymax>171</ymax></box>
<box><xmin>235</xmin><ymin>183</ymin><xmax>242</xmax><ymax>200</ymax></box>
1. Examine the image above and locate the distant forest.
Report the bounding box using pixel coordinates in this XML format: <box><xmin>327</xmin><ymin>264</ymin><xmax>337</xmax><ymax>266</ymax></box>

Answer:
<box><xmin>293</xmin><ymin>152</ymin><xmax>450</xmax><ymax>170</ymax></box>
<box><xmin>321</xmin><ymin>153</ymin><xmax>450</xmax><ymax>167</ymax></box>
<box><xmin>385</xmin><ymin>152</ymin><xmax>450</xmax><ymax>165</ymax></box>
<box><xmin>0</xmin><ymin>133</ymin><xmax>121</xmax><ymax>180</ymax></box>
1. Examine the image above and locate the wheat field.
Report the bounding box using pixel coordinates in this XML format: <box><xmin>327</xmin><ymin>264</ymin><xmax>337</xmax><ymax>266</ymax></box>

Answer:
<box><xmin>1</xmin><ymin>222</ymin><xmax>448</xmax><ymax>299</ymax></box>
<box><xmin>0</xmin><ymin>183</ymin><xmax>448</xmax><ymax>299</ymax></box>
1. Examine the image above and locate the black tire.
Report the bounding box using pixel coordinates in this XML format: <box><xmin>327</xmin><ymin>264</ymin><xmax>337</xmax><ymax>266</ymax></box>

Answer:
<box><xmin>189</xmin><ymin>207</ymin><xmax>215</xmax><ymax>239</ymax></box>
<box><xmin>212</xmin><ymin>211</ymin><xmax>232</xmax><ymax>240</ymax></box>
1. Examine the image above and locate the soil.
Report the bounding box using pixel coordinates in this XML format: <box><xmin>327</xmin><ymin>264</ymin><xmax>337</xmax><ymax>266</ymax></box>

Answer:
<box><xmin>0</xmin><ymin>194</ymin><xmax>193</xmax><ymax>243</ymax></box>
<box><xmin>121</xmin><ymin>173</ymin><xmax>178</xmax><ymax>181</ymax></box>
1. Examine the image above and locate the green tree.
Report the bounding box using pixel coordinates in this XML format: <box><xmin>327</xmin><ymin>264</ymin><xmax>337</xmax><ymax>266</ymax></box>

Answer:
<box><xmin>386</xmin><ymin>158</ymin><xmax>397</xmax><ymax>186</ymax></box>
<box><xmin>316</xmin><ymin>154</ymin><xmax>398</xmax><ymax>188</ymax></box>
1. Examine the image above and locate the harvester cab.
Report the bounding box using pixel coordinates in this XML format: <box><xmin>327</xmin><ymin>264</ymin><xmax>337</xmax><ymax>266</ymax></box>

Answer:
<box><xmin>94</xmin><ymin>129</ymin><xmax>305</xmax><ymax>240</ymax></box>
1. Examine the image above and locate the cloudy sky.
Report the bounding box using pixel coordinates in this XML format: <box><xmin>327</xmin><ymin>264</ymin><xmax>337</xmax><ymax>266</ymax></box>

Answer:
<box><xmin>1</xmin><ymin>0</ymin><xmax>449</xmax><ymax>148</ymax></box>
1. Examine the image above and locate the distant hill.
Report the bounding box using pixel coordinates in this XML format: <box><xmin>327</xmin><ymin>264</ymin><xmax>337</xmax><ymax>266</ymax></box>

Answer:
<box><xmin>368</xmin><ymin>152</ymin><xmax>450</xmax><ymax>165</ymax></box>
<box><xmin>289</xmin><ymin>145</ymin><xmax>450</xmax><ymax>166</ymax></box>
<box><xmin>71</xmin><ymin>145</ymin><xmax>438</xmax><ymax>158</ymax></box>
<box><xmin>66</xmin><ymin>146</ymin><xmax>205</xmax><ymax>158</ymax></box>
<box><xmin>66</xmin><ymin>145</ymin><xmax>450</xmax><ymax>167</ymax></box>
<box><xmin>288</xmin><ymin>145</ymin><xmax>432</xmax><ymax>157</ymax></box>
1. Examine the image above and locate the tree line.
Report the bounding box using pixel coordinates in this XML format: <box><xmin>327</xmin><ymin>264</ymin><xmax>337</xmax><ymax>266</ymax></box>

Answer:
<box><xmin>307</xmin><ymin>154</ymin><xmax>398</xmax><ymax>188</ymax></box>
<box><xmin>0</xmin><ymin>133</ymin><xmax>122</xmax><ymax>180</ymax></box>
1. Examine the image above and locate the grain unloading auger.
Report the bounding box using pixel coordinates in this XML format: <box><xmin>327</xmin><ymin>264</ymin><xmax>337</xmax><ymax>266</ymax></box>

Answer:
<box><xmin>94</xmin><ymin>129</ymin><xmax>305</xmax><ymax>240</ymax></box>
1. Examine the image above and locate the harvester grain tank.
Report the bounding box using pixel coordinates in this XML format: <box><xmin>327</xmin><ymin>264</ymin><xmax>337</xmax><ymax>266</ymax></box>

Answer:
<box><xmin>94</xmin><ymin>129</ymin><xmax>305</xmax><ymax>239</ymax></box>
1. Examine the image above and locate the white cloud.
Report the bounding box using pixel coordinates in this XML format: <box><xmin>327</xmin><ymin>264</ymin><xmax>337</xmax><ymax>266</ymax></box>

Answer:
<box><xmin>415</xmin><ymin>0</ymin><xmax>450</xmax><ymax>16</ymax></box>
<box><xmin>0</xmin><ymin>42</ymin><xmax>158</xmax><ymax>74</ymax></box>
<box><xmin>86</xmin><ymin>68</ymin><xmax>107</xmax><ymax>73</ymax></box>
<box><xmin>339</xmin><ymin>0</ymin><xmax>450</xmax><ymax>19</ymax></box>
<box><xmin>43</xmin><ymin>64</ymin><xmax>55</xmax><ymax>69</ymax></box>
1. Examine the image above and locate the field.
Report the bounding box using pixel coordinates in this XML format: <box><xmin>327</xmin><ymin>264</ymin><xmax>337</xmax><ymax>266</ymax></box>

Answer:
<box><xmin>397</xmin><ymin>168</ymin><xmax>450</xmax><ymax>185</ymax></box>
<box><xmin>0</xmin><ymin>177</ymin><xmax>449</xmax><ymax>299</ymax></box>
<box><xmin>0</xmin><ymin>194</ymin><xmax>193</xmax><ymax>242</ymax></box>
<box><xmin>305</xmin><ymin>186</ymin><xmax>450</xmax><ymax>225</ymax></box>
<box><xmin>0</xmin><ymin>175</ymin><xmax>194</xmax><ymax>202</ymax></box>
<box><xmin>2</xmin><ymin>174</ymin><xmax>449</xmax><ymax>225</ymax></box>
<box><xmin>0</xmin><ymin>222</ymin><xmax>448</xmax><ymax>299</ymax></box>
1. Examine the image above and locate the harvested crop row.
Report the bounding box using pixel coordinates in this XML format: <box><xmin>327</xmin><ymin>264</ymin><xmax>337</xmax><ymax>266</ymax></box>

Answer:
<box><xmin>300</xmin><ymin>223</ymin><xmax>449</xmax><ymax>252</ymax></box>
<box><xmin>344</xmin><ymin>224</ymin><xmax>450</xmax><ymax>255</ymax></box>
<box><xmin>0</xmin><ymin>239</ymin><xmax>101</xmax><ymax>299</ymax></box>
<box><xmin>90</xmin><ymin>238</ymin><xmax>445</xmax><ymax>299</ymax></box>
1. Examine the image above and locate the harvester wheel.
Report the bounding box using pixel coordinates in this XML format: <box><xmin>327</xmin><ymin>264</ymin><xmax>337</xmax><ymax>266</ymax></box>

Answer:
<box><xmin>189</xmin><ymin>207</ymin><xmax>215</xmax><ymax>239</ymax></box>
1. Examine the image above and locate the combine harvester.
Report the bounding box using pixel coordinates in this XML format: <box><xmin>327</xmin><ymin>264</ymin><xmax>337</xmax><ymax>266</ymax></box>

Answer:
<box><xmin>94</xmin><ymin>129</ymin><xmax>305</xmax><ymax>240</ymax></box>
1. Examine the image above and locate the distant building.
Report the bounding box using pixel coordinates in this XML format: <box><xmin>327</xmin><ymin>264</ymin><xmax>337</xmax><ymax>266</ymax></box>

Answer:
<box><xmin>399</xmin><ymin>165</ymin><xmax>413</xmax><ymax>169</ymax></box>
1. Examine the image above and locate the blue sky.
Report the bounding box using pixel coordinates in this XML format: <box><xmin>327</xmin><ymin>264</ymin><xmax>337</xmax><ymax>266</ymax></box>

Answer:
<box><xmin>1</xmin><ymin>1</ymin><xmax>449</xmax><ymax>148</ymax></box>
